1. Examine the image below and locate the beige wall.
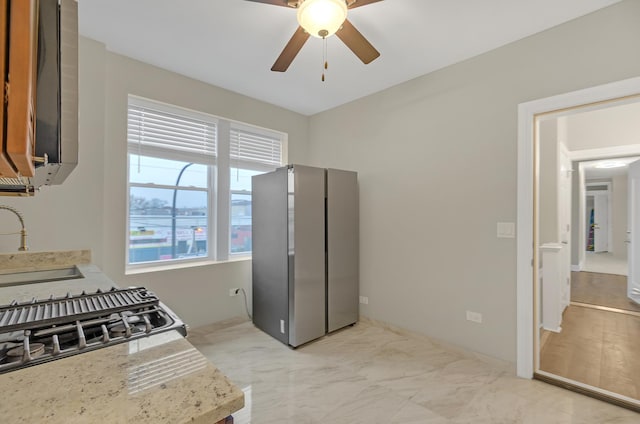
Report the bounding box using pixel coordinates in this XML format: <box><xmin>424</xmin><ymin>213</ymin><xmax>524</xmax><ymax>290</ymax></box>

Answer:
<box><xmin>0</xmin><ymin>37</ymin><xmax>310</xmax><ymax>328</ymax></box>
<box><xmin>2</xmin><ymin>1</ymin><xmax>640</xmax><ymax>363</ymax></box>
<box><xmin>100</xmin><ymin>44</ymin><xmax>309</xmax><ymax>327</ymax></box>
<box><xmin>306</xmin><ymin>0</ymin><xmax>640</xmax><ymax>362</ymax></box>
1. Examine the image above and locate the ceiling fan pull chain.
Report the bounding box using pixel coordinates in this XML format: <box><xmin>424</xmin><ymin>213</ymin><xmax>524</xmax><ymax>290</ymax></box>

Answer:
<box><xmin>322</xmin><ymin>36</ymin><xmax>327</xmax><ymax>82</ymax></box>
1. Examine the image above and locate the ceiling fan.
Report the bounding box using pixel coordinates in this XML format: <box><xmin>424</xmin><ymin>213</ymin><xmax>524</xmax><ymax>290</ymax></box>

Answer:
<box><xmin>245</xmin><ymin>0</ymin><xmax>383</xmax><ymax>72</ymax></box>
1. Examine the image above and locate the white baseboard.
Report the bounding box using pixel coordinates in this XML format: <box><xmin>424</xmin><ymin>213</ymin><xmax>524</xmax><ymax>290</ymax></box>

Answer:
<box><xmin>571</xmin><ymin>265</ymin><xmax>581</xmax><ymax>272</ymax></box>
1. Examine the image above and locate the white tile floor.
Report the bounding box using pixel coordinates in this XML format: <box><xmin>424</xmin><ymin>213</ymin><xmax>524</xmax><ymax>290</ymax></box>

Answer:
<box><xmin>189</xmin><ymin>319</ymin><xmax>639</xmax><ymax>423</ymax></box>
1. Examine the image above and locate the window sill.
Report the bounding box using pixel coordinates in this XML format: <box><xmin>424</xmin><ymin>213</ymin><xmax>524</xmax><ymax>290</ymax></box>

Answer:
<box><xmin>125</xmin><ymin>255</ymin><xmax>251</xmax><ymax>275</ymax></box>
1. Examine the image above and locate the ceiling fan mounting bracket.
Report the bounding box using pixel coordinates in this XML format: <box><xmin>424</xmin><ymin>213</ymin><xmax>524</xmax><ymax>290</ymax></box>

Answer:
<box><xmin>289</xmin><ymin>0</ymin><xmax>356</xmax><ymax>7</ymax></box>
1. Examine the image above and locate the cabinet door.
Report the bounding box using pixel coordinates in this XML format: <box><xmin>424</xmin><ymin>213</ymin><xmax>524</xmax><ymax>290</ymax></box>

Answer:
<box><xmin>0</xmin><ymin>0</ymin><xmax>13</xmax><ymax>177</ymax></box>
<box><xmin>5</xmin><ymin>0</ymin><xmax>38</xmax><ymax>178</ymax></box>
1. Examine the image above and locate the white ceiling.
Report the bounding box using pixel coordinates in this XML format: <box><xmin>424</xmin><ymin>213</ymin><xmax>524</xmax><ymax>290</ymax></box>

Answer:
<box><xmin>78</xmin><ymin>0</ymin><xmax>622</xmax><ymax>116</ymax></box>
<box><xmin>565</xmin><ymin>99</ymin><xmax>640</xmax><ymax>179</ymax></box>
<box><xmin>584</xmin><ymin>157</ymin><xmax>640</xmax><ymax>179</ymax></box>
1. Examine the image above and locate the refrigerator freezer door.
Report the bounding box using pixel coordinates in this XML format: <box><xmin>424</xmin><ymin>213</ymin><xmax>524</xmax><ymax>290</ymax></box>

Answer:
<box><xmin>327</xmin><ymin>169</ymin><xmax>359</xmax><ymax>332</ymax></box>
<box><xmin>289</xmin><ymin>165</ymin><xmax>327</xmax><ymax>347</ymax></box>
<box><xmin>252</xmin><ymin>168</ymin><xmax>289</xmax><ymax>344</ymax></box>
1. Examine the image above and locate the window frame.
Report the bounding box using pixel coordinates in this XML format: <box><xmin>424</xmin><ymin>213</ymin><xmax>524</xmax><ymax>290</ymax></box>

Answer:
<box><xmin>125</xmin><ymin>95</ymin><xmax>285</xmax><ymax>272</ymax></box>
<box><xmin>228</xmin><ymin>164</ymin><xmax>273</xmax><ymax>257</ymax></box>
<box><xmin>227</xmin><ymin>123</ymin><xmax>284</xmax><ymax>257</ymax></box>
<box><xmin>126</xmin><ymin>155</ymin><xmax>216</xmax><ymax>269</ymax></box>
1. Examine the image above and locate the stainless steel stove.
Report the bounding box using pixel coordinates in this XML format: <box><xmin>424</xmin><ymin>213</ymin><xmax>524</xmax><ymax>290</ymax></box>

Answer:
<box><xmin>0</xmin><ymin>287</ymin><xmax>187</xmax><ymax>373</ymax></box>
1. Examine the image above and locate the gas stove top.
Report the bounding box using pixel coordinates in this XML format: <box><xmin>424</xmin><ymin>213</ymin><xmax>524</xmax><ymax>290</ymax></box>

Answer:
<box><xmin>0</xmin><ymin>287</ymin><xmax>187</xmax><ymax>373</ymax></box>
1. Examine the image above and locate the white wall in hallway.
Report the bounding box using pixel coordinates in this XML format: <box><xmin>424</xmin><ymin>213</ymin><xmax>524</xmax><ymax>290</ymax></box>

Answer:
<box><xmin>611</xmin><ymin>174</ymin><xmax>628</xmax><ymax>260</ymax></box>
<box><xmin>566</xmin><ymin>104</ymin><xmax>640</xmax><ymax>264</ymax></box>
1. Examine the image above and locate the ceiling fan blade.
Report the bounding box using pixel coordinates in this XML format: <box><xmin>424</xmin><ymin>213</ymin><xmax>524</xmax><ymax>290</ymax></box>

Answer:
<box><xmin>335</xmin><ymin>19</ymin><xmax>380</xmax><ymax>64</ymax></box>
<box><xmin>244</xmin><ymin>0</ymin><xmax>293</xmax><ymax>7</ymax></box>
<box><xmin>271</xmin><ymin>26</ymin><xmax>310</xmax><ymax>72</ymax></box>
<box><xmin>347</xmin><ymin>0</ymin><xmax>384</xmax><ymax>9</ymax></box>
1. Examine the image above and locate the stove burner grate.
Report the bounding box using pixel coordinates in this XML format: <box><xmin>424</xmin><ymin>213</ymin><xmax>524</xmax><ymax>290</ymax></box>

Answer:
<box><xmin>0</xmin><ymin>287</ymin><xmax>187</xmax><ymax>374</ymax></box>
<box><xmin>0</xmin><ymin>287</ymin><xmax>160</xmax><ymax>332</ymax></box>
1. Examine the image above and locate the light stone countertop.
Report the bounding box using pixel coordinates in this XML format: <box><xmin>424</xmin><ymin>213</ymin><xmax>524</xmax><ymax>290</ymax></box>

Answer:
<box><xmin>0</xmin><ymin>330</ymin><xmax>244</xmax><ymax>424</ymax></box>
<box><xmin>0</xmin><ymin>250</ymin><xmax>245</xmax><ymax>424</ymax></box>
<box><xmin>0</xmin><ymin>249</ymin><xmax>92</xmax><ymax>274</ymax></box>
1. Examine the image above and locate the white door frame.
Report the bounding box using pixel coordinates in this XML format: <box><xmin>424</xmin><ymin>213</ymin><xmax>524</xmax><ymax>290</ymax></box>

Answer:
<box><xmin>516</xmin><ymin>76</ymin><xmax>640</xmax><ymax>378</ymax></box>
<box><xmin>628</xmin><ymin>160</ymin><xmax>640</xmax><ymax>304</ymax></box>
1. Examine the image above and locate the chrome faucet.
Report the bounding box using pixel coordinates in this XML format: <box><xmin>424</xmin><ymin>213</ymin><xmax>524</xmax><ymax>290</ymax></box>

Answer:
<box><xmin>0</xmin><ymin>205</ymin><xmax>28</xmax><ymax>251</ymax></box>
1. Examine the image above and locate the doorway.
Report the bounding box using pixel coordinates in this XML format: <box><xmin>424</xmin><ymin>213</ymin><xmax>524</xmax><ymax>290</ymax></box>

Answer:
<box><xmin>538</xmin><ymin>151</ymin><xmax>640</xmax><ymax>401</ymax></box>
<box><xmin>516</xmin><ymin>76</ymin><xmax>640</xmax><ymax>410</ymax></box>
<box><xmin>586</xmin><ymin>185</ymin><xmax>610</xmax><ymax>253</ymax></box>
<box><xmin>572</xmin><ymin>157</ymin><xmax>638</xmax><ymax>310</ymax></box>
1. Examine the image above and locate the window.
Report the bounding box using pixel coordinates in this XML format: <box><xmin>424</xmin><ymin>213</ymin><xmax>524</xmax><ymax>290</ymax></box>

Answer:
<box><xmin>129</xmin><ymin>157</ymin><xmax>210</xmax><ymax>263</ymax></box>
<box><xmin>126</xmin><ymin>96</ymin><xmax>284</xmax><ymax>269</ymax></box>
<box><xmin>229</xmin><ymin>126</ymin><xmax>283</xmax><ymax>254</ymax></box>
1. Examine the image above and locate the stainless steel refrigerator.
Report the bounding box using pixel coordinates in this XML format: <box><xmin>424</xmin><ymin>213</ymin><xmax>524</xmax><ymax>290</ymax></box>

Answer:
<box><xmin>252</xmin><ymin>165</ymin><xmax>359</xmax><ymax>347</ymax></box>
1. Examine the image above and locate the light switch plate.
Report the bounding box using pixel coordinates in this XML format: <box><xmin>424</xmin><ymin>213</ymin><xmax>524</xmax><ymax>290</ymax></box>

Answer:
<box><xmin>497</xmin><ymin>222</ymin><xmax>516</xmax><ymax>238</ymax></box>
<box><xmin>466</xmin><ymin>310</ymin><xmax>483</xmax><ymax>323</ymax></box>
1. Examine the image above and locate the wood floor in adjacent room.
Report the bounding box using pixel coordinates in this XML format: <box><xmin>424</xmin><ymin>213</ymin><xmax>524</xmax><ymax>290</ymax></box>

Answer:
<box><xmin>540</xmin><ymin>272</ymin><xmax>640</xmax><ymax>401</ymax></box>
<box><xmin>571</xmin><ymin>271</ymin><xmax>640</xmax><ymax>313</ymax></box>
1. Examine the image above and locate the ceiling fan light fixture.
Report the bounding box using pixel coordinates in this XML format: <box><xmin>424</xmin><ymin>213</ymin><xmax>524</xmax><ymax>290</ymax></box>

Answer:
<box><xmin>297</xmin><ymin>0</ymin><xmax>348</xmax><ymax>39</ymax></box>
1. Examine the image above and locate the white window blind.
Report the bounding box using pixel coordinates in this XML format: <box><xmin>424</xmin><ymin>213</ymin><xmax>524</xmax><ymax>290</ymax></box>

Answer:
<box><xmin>128</xmin><ymin>100</ymin><xmax>217</xmax><ymax>164</ymax></box>
<box><xmin>230</xmin><ymin>127</ymin><xmax>282</xmax><ymax>168</ymax></box>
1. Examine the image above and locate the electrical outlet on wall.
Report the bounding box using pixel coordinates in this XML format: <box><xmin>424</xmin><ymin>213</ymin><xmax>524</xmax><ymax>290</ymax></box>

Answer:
<box><xmin>466</xmin><ymin>310</ymin><xmax>483</xmax><ymax>323</ymax></box>
<box><xmin>229</xmin><ymin>288</ymin><xmax>239</xmax><ymax>297</ymax></box>
<box><xmin>359</xmin><ymin>296</ymin><xmax>369</xmax><ymax>305</ymax></box>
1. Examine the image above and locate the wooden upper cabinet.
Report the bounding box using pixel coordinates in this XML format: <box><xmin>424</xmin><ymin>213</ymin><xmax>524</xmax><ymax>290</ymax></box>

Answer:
<box><xmin>0</xmin><ymin>0</ymin><xmax>12</xmax><ymax>177</ymax></box>
<box><xmin>0</xmin><ymin>0</ymin><xmax>39</xmax><ymax>179</ymax></box>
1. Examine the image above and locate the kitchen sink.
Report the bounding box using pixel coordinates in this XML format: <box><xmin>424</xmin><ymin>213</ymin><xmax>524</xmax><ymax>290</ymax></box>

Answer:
<box><xmin>0</xmin><ymin>266</ymin><xmax>84</xmax><ymax>287</ymax></box>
